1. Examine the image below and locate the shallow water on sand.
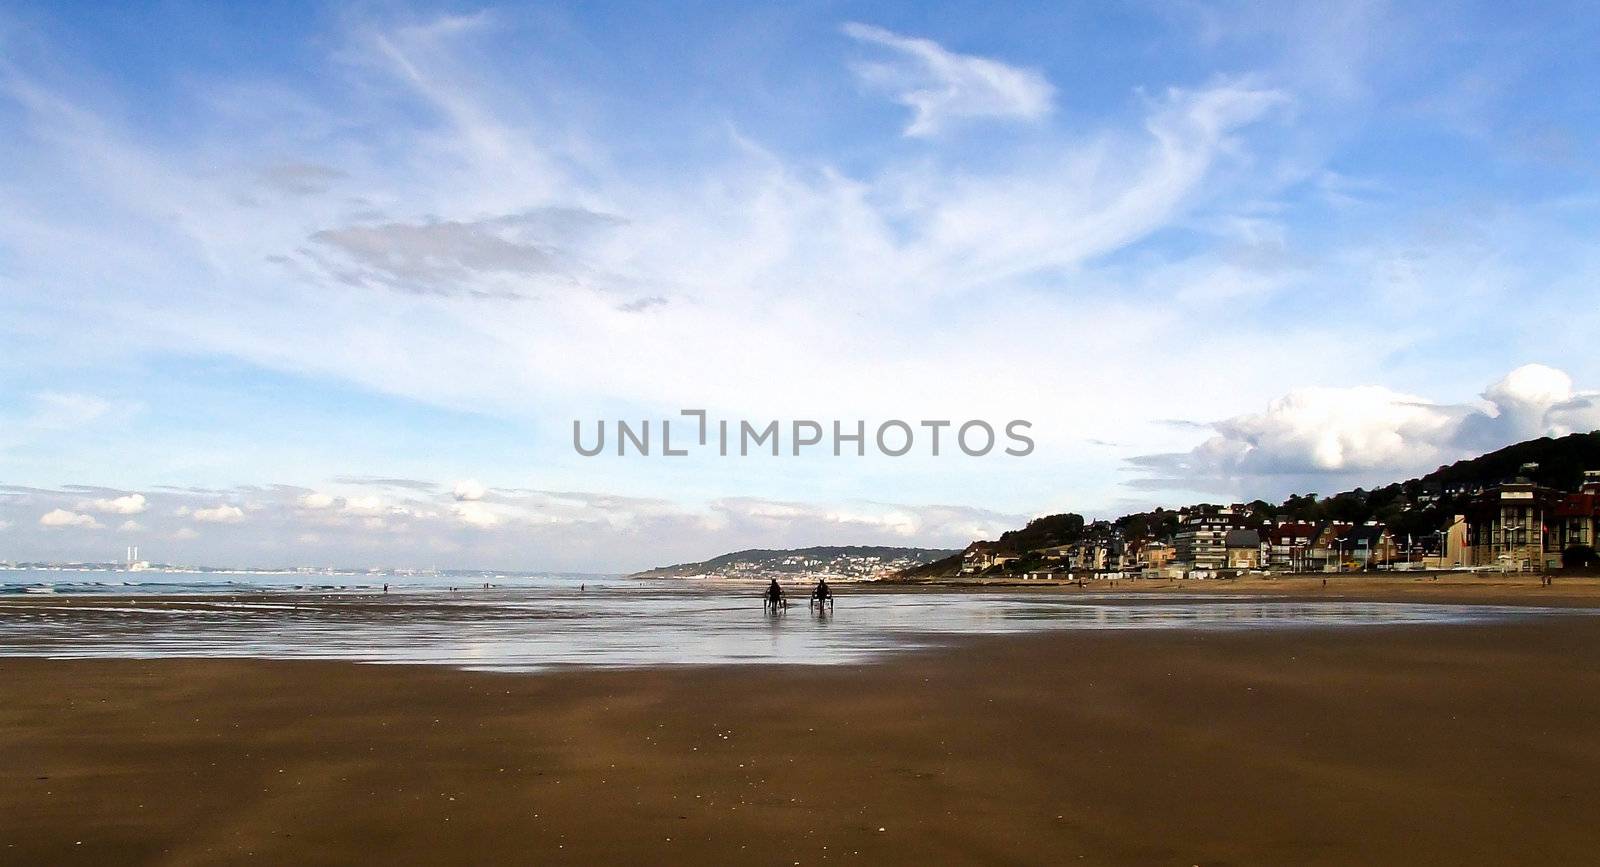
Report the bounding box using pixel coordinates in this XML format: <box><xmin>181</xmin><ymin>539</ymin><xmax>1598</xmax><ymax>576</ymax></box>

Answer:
<box><xmin>0</xmin><ymin>574</ymin><xmax>1589</xmax><ymax>671</ymax></box>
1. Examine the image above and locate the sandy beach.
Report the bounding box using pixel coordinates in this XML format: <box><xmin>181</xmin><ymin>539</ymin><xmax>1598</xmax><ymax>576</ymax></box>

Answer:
<box><xmin>6</xmin><ymin>588</ymin><xmax>1600</xmax><ymax>865</ymax></box>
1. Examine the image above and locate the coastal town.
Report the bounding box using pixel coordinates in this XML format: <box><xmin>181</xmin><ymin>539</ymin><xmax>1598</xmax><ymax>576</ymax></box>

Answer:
<box><xmin>956</xmin><ymin>464</ymin><xmax>1600</xmax><ymax>581</ymax></box>
<box><xmin>632</xmin><ymin>545</ymin><xmax>956</xmax><ymax>581</ymax></box>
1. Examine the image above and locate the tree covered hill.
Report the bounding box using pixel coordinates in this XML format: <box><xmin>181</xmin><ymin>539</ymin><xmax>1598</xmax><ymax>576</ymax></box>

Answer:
<box><xmin>900</xmin><ymin>431</ymin><xmax>1600</xmax><ymax>578</ymax></box>
<box><xmin>632</xmin><ymin>545</ymin><xmax>958</xmax><ymax>580</ymax></box>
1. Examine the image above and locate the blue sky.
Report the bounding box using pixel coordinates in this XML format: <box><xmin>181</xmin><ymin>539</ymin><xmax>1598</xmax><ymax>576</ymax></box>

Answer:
<box><xmin>3</xmin><ymin>1</ymin><xmax>1600</xmax><ymax>570</ymax></box>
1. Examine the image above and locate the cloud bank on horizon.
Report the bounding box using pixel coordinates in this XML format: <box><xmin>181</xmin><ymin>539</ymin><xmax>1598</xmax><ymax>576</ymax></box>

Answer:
<box><xmin>2</xmin><ymin>1</ymin><xmax>1599</xmax><ymax>569</ymax></box>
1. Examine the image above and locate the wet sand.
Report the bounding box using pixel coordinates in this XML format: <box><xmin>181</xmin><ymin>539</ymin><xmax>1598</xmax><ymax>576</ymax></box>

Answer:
<box><xmin>7</xmin><ymin>612</ymin><xmax>1600</xmax><ymax>864</ymax></box>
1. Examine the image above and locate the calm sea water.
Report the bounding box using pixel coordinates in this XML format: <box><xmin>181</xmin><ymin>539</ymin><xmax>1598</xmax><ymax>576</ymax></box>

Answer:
<box><xmin>0</xmin><ymin>570</ymin><xmax>1584</xmax><ymax>672</ymax></box>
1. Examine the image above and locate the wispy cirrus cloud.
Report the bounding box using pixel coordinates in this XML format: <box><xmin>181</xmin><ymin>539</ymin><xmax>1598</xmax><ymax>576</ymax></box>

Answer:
<box><xmin>4</xmin><ymin>3</ymin><xmax>1600</xmax><ymax>570</ymax></box>
<box><xmin>842</xmin><ymin>22</ymin><xmax>1054</xmax><ymax>136</ymax></box>
<box><xmin>304</xmin><ymin>207</ymin><xmax>622</xmax><ymax>297</ymax></box>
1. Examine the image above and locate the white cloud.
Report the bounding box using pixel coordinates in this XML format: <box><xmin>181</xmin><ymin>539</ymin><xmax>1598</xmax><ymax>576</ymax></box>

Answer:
<box><xmin>298</xmin><ymin>492</ymin><xmax>338</xmax><ymax>509</ymax></box>
<box><xmin>1131</xmin><ymin>363</ymin><xmax>1600</xmax><ymax>495</ymax></box>
<box><xmin>842</xmin><ymin>22</ymin><xmax>1054</xmax><ymax>136</ymax></box>
<box><xmin>9</xmin><ymin>6</ymin><xmax>1590</xmax><ymax>554</ymax></box>
<box><xmin>452</xmin><ymin>479</ymin><xmax>486</xmax><ymax>501</ymax></box>
<box><xmin>341</xmin><ymin>495</ymin><xmax>392</xmax><ymax>517</ymax></box>
<box><xmin>86</xmin><ymin>493</ymin><xmax>147</xmax><ymax>514</ymax></box>
<box><xmin>1</xmin><ymin>478</ymin><xmax>1021</xmax><ymax>570</ymax></box>
<box><xmin>191</xmin><ymin>504</ymin><xmax>246</xmax><ymax>524</ymax></box>
<box><xmin>451</xmin><ymin>501</ymin><xmax>501</xmax><ymax>528</ymax></box>
<box><xmin>0</xmin><ymin>15</ymin><xmax>1293</xmax><ymax>478</ymax></box>
<box><xmin>28</xmin><ymin>392</ymin><xmax>114</xmax><ymax>429</ymax></box>
<box><xmin>40</xmin><ymin>508</ymin><xmax>102</xmax><ymax>529</ymax></box>
<box><xmin>1457</xmin><ymin>364</ymin><xmax>1600</xmax><ymax>448</ymax></box>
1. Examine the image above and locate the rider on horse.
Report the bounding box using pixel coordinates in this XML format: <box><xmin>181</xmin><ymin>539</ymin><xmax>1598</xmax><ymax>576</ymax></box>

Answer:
<box><xmin>765</xmin><ymin>578</ymin><xmax>785</xmax><ymax>611</ymax></box>
<box><xmin>812</xmin><ymin>577</ymin><xmax>832</xmax><ymax>608</ymax></box>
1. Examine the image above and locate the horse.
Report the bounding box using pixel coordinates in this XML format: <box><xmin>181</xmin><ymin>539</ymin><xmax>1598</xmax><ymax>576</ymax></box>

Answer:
<box><xmin>809</xmin><ymin>582</ymin><xmax>834</xmax><ymax>612</ymax></box>
<box><xmin>763</xmin><ymin>584</ymin><xmax>787</xmax><ymax>614</ymax></box>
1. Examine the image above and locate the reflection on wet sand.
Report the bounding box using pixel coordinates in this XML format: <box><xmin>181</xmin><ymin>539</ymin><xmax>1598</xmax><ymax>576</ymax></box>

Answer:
<box><xmin>1</xmin><ymin>582</ymin><xmax>1588</xmax><ymax>671</ymax></box>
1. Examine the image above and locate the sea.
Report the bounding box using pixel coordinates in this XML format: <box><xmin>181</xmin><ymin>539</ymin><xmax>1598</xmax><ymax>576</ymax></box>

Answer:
<box><xmin>0</xmin><ymin>568</ymin><xmax>1586</xmax><ymax>672</ymax></box>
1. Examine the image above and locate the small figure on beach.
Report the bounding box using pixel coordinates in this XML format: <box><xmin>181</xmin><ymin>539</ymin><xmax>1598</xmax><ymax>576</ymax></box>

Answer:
<box><xmin>810</xmin><ymin>577</ymin><xmax>833</xmax><ymax>611</ymax></box>
<box><xmin>383</xmin><ymin>583</ymin><xmax>388</xmax><ymax>594</ymax></box>
<box><xmin>764</xmin><ymin>579</ymin><xmax>786</xmax><ymax>613</ymax></box>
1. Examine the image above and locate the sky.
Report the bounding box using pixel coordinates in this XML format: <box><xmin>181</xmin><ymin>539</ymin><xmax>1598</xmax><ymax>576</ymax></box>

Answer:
<box><xmin>3</xmin><ymin>0</ymin><xmax>1600</xmax><ymax>572</ymax></box>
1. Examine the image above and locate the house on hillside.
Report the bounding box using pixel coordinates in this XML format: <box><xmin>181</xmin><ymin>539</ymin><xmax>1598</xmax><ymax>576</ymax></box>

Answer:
<box><xmin>961</xmin><ymin>542</ymin><xmax>1017</xmax><ymax>574</ymax></box>
<box><xmin>1035</xmin><ymin>545</ymin><xmax>1074</xmax><ymax>562</ymax></box>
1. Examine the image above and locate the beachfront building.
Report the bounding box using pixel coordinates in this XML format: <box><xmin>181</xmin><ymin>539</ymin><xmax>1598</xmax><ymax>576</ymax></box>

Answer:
<box><xmin>1137</xmin><ymin>541</ymin><xmax>1178</xmax><ymax>578</ymax></box>
<box><xmin>1264</xmin><ymin>522</ymin><xmax>1317</xmax><ymax>571</ymax></box>
<box><xmin>1464</xmin><ymin>480</ymin><xmax>1562</xmax><ymax>571</ymax></box>
<box><xmin>1306</xmin><ymin>522</ymin><xmax>1354</xmax><ymax>571</ymax></box>
<box><xmin>1424</xmin><ymin>515</ymin><xmax>1471</xmax><ymax>569</ymax></box>
<box><xmin>1337</xmin><ymin>524</ymin><xmax>1397</xmax><ymax>570</ymax></box>
<box><xmin>1553</xmin><ymin>486</ymin><xmax>1600</xmax><ymax>567</ymax></box>
<box><xmin>1174</xmin><ymin>507</ymin><xmax>1240</xmax><ymax>572</ymax></box>
<box><xmin>1225</xmin><ymin>529</ymin><xmax>1263</xmax><ymax>570</ymax></box>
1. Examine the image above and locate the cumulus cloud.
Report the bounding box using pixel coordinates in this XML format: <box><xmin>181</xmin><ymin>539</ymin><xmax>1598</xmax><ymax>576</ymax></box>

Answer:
<box><xmin>451</xmin><ymin>501</ymin><xmax>501</xmax><ymax>528</ymax></box>
<box><xmin>1130</xmin><ymin>363</ymin><xmax>1600</xmax><ymax>495</ymax></box>
<box><xmin>452</xmin><ymin>479</ymin><xmax>486</xmax><ymax>501</ymax></box>
<box><xmin>843</xmin><ymin>22</ymin><xmax>1054</xmax><ymax>136</ymax></box>
<box><xmin>86</xmin><ymin>493</ymin><xmax>147</xmax><ymax>514</ymax></box>
<box><xmin>190</xmin><ymin>504</ymin><xmax>246</xmax><ymax>524</ymax></box>
<box><xmin>1456</xmin><ymin>365</ymin><xmax>1600</xmax><ymax>448</ymax></box>
<box><xmin>341</xmin><ymin>496</ymin><xmax>392</xmax><ymax>517</ymax></box>
<box><xmin>0</xmin><ymin>478</ymin><xmax>1021</xmax><ymax>570</ymax></box>
<box><xmin>298</xmin><ymin>492</ymin><xmax>337</xmax><ymax>509</ymax></box>
<box><xmin>40</xmin><ymin>508</ymin><xmax>101</xmax><ymax>528</ymax></box>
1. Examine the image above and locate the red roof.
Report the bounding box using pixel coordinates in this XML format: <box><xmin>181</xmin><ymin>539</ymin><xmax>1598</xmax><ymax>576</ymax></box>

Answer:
<box><xmin>1556</xmin><ymin>492</ymin><xmax>1600</xmax><ymax>518</ymax></box>
<box><xmin>1267</xmin><ymin>522</ymin><xmax>1317</xmax><ymax>544</ymax></box>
